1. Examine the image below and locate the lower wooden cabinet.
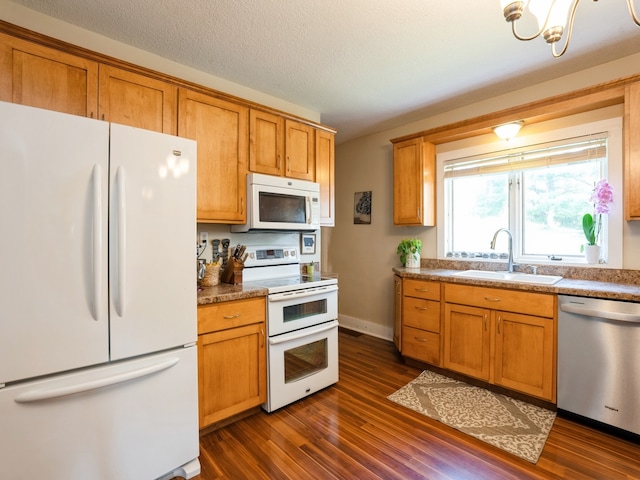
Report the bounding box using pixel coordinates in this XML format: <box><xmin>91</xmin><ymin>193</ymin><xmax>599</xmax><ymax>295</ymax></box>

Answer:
<box><xmin>393</xmin><ymin>275</ymin><xmax>402</xmax><ymax>351</ymax></box>
<box><xmin>396</xmin><ymin>278</ymin><xmax>557</xmax><ymax>403</ymax></box>
<box><xmin>443</xmin><ymin>283</ymin><xmax>556</xmax><ymax>402</ymax></box>
<box><xmin>197</xmin><ymin>297</ymin><xmax>266</xmax><ymax>428</ymax></box>
<box><xmin>494</xmin><ymin>310</ymin><xmax>555</xmax><ymax>400</ymax></box>
<box><xmin>443</xmin><ymin>303</ymin><xmax>491</xmax><ymax>381</ymax></box>
<box><xmin>400</xmin><ymin>278</ymin><xmax>442</xmax><ymax>366</ymax></box>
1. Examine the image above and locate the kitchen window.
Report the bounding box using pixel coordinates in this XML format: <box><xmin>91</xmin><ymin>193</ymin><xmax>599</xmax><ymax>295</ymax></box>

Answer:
<box><xmin>437</xmin><ymin>117</ymin><xmax>623</xmax><ymax>267</ymax></box>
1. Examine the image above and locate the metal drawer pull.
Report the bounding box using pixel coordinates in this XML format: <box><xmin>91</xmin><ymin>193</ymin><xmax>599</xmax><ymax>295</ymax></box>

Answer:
<box><xmin>484</xmin><ymin>297</ymin><xmax>501</xmax><ymax>302</ymax></box>
<box><xmin>484</xmin><ymin>314</ymin><xmax>488</xmax><ymax>331</ymax></box>
<box><xmin>223</xmin><ymin>313</ymin><xmax>241</xmax><ymax>319</ymax></box>
<box><xmin>415</xmin><ymin>306</ymin><xmax>428</xmax><ymax>311</ymax></box>
<box><xmin>497</xmin><ymin>315</ymin><xmax>502</xmax><ymax>334</ymax></box>
<box><xmin>414</xmin><ymin>336</ymin><xmax>428</xmax><ymax>342</ymax></box>
<box><xmin>415</xmin><ymin>288</ymin><xmax>430</xmax><ymax>292</ymax></box>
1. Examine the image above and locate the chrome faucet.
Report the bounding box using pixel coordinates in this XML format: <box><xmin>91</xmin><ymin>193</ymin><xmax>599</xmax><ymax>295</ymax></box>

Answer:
<box><xmin>490</xmin><ymin>228</ymin><xmax>516</xmax><ymax>273</ymax></box>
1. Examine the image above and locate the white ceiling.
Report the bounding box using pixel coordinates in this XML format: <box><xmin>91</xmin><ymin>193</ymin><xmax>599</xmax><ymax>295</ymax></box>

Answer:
<box><xmin>10</xmin><ymin>0</ymin><xmax>640</xmax><ymax>143</ymax></box>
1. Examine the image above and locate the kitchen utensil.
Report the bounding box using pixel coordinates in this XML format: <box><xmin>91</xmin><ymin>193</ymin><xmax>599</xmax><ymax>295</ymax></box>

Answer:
<box><xmin>212</xmin><ymin>239</ymin><xmax>220</xmax><ymax>261</ymax></box>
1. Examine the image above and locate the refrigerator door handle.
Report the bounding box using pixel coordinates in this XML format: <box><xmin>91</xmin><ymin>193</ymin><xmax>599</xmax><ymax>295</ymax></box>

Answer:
<box><xmin>14</xmin><ymin>357</ymin><xmax>180</xmax><ymax>403</ymax></box>
<box><xmin>115</xmin><ymin>165</ymin><xmax>127</xmax><ymax>317</ymax></box>
<box><xmin>91</xmin><ymin>164</ymin><xmax>102</xmax><ymax>321</ymax></box>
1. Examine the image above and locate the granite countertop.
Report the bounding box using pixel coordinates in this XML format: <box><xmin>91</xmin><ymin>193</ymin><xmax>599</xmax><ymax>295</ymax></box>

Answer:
<box><xmin>393</xmin><ymin>259</ymin><xmax>640</xmax><ymax>302</ymax></box>
<box><xmin>197</xmin><ymin>283</ymin><xmax>268</xmax><ymax>305</ymax></box>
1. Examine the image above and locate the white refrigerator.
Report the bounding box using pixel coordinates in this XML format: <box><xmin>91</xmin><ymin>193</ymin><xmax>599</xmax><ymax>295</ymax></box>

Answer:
<box><xmin>0</xmin><ymin>101</ymin><xmax>200</xmax><ymax>479</ymax></box>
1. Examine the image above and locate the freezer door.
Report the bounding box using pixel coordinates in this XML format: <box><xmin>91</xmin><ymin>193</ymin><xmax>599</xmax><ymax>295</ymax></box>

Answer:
<box><xmin>109</xmin><ymin>124</ymin><xmax>197</xmax><ymax>360</ymax></box>
<box><xmin>0</xmin><ymin>102</ymin><xmax>110</xmax><ymax>384</ymax></box>
<box><xmin>0</xmin><ymin>346</ymin><xmax>200</xmax><ymax>480</ymax></box>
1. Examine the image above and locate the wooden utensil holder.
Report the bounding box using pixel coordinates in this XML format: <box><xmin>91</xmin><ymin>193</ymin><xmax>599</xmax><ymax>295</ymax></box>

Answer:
<box><xmin>221</xmin><ymin>257</ymin><xmax>244</xmax><ymax>285</ymax></box>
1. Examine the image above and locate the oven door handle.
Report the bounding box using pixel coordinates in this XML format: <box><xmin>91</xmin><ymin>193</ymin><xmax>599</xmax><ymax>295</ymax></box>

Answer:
<box><xmin>268</xmin><ymin>284</ymin><xmax>339</xmax><ymax>302</ymax></box>
<box><xmin>268</xmin><ymin>320</ymin><xmax>339</xmax><ymax>345</ymax></box>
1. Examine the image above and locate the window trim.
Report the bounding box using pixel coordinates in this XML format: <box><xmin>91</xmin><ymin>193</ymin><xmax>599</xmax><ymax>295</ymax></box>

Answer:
<box><xmin>436</xmin><ymin>116</ymin><xmax>623</xmax><ymax>268</ymax></box>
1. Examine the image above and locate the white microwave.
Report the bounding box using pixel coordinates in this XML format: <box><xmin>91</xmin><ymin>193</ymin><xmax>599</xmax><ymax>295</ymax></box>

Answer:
<box><xmin>231</xmin><ymin>173</ymin><xmax>320</xmax><ymax>232</ymax></box>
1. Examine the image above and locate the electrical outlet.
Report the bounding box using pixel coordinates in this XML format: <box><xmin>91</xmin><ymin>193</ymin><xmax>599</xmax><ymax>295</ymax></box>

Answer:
<box><xmin>199</xmin><ymin>232</ymin><xmax>208</xmax><ymax>245</ymax></box>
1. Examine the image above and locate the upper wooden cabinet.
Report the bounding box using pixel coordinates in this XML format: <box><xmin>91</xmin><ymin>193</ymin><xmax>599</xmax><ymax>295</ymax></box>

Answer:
<box><xmin>98</xmin><ymin>65</ymin><xmax>177</xmax><ymax>134</ymax></box>
<box><xmin>392</xmin><ymin>137</ymin><xmax>436</xmax><ymax>226</ymax></box>
<box><xmin>316</xmin><ymin>129</ymin><xmax>335</xmax><ymax>226</ymax></box>
<box><xmin>178</xmin><ymin>89</ymin><xmax>248</xmax><ymax>223</ymax></box>
<box><xmin>285</xmin><ymin>119</ymin><xmax>315</xmax><ymax>181</ymax></box>
<box><xmin>625</xmin><ymin>81</ymin><xmax>640</xmax><ymax>220</ymax></box>
<box><xmin>0</xmin><ymin>32</ymin><xmax>98</xmax><ymax>117</ymax></box>
<box><xmin>249</xmin><ymin>109</ymin><xmax>284</xmax><ymax>176</ymax></box>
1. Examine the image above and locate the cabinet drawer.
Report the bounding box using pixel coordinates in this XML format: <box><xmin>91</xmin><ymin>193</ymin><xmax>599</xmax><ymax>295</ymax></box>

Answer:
<box><xmin>444</xmin><ymin>283</ymin><xmax>554</xmax><ymax>318</ymax></box>
<box><xmin>198</xmin><ymin>297</ymin><xmax>266</xmax><ymax>334</ymax></box>
<box><xmin>403</xmin><ymin>297</ymin><xmax>440</xmax><ymax>332</ymax></box>
<box><xmin>402</xmin><ymin>326</ymin><xmax>440</xmax><ymax>365</ymax></box>
<box><xmin>403</xmin><ymin>279</ymin><xmax>440</xmax><ymax>301</ymax></box>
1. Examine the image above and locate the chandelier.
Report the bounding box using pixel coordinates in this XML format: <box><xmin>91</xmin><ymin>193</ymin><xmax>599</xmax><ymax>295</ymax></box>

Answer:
<box><xmin>500</xmin><ymin>0</ymin><xmax>640</xmax><ymax>57</ymax></box>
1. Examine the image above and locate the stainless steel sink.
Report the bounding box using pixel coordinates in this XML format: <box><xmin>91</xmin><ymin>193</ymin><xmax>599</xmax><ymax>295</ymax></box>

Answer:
<box><xmin>452</xmin><ymin>270</ymin><xmax>563</xmax><ymax>285</ymax></box>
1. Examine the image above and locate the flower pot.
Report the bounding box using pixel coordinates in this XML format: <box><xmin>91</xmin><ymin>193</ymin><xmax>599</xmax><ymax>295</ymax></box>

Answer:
<box><xmin>584</xmin><ymin>244</ymin><xmax>600</xmax><ymax>264</ymax></box>
<box><xmin>406</xmin><ymin>253</ymin><xmax>420</xmax><ymax>269</ymax></box>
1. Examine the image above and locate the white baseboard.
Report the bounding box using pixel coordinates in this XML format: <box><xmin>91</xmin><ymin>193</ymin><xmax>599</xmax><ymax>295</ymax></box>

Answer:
<box><xmin>338</xmin><ymin>314</ymin><xmax>393</xmax><ymax>342</ymax></box>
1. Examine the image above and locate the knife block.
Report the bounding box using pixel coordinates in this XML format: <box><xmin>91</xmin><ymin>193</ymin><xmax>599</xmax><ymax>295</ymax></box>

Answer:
<box><xmin>221</xmin><ymin>257</ymin><xmax>243</xmax><ymax>285</ymax></box>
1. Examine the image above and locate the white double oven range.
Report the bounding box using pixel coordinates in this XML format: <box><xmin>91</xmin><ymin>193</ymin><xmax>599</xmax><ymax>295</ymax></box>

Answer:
<box><xmin>242</xmin><ymin>246</ymin><xmax>339</xmax><ymax>412</ymax></box>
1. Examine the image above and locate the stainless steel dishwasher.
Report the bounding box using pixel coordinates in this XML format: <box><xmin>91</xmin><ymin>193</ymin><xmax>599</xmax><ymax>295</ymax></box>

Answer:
<box><xmin>558</xmin><ymin>295</ymin><xmax>640</xmax><ymax>436</ymax></box>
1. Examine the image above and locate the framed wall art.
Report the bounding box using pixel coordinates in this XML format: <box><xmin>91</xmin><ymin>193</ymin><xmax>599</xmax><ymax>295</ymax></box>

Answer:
<box><xmin>354</xmin><ymin>191</ymin><xmax>372</xmax><ymax>224</ymax></box>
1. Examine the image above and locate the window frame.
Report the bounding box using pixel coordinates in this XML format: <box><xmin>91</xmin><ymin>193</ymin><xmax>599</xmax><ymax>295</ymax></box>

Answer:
<box><xmin>436</xmin><ymin>116</ymin><xmax>623</xmax><ymax>268</ymax></box>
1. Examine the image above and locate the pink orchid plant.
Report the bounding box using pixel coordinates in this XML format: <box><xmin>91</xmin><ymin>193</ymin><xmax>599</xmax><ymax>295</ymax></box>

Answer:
<box><xmin>582</xmin><ymin>179</ymin><xmax>613</xmax><ymax>246</ymax></box>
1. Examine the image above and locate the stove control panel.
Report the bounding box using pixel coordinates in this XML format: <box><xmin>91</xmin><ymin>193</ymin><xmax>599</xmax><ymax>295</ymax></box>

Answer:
<box><xmin>244</xmin><ymin>246</ymin><xmax>299</xmax><ymax>267</ymax></box>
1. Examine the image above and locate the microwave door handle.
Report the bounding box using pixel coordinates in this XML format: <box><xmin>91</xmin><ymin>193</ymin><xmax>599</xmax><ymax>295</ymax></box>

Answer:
<box><xmin>306</xmin><ymin>195</ymin><xmax>311</xmax><ymax>224</ymax></box>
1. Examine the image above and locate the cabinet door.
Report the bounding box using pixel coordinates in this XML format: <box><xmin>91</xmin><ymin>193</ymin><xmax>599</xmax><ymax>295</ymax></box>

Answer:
<box><xmin>198</xmin><ymin>322</ymin><xmax>266</xmax><ymax>428</ymax></box>
<box><xmin>249</xmin><ymin>109</ymin><xmax>283</xmax><ymax>176</ymax></box>
<box><xmin>494</xmin><ymin>311</ymin><xmax>555</xmax><ymax>401</ymax></box>
<box><xmin>393</xmin><ymin>275</ymin><xmax>402</xmax><ymax>351</ymax></box>
<box><xmin>178</xmin><ymin>89</ymin><xmax>248</xmax><ymax>223</ymax></box>
<box><xmin>0</xmin><ymin>32</ymin><xmax>98</xmax><ymax>117</ymax></box>
<box><xmin>625</xmin><ymin>82</ymin><xmax>640</xmax><ymax>220</ymax></box>
<box><xmin>443</xmin><ymin>303</ymin><xmax>491</xmax><ymax>381</ymax></box>
<box><xmin>393</xmin><ymin>137</ymin><xmax>435</xmax><ymax>226</ymax></box>
<box><xmin>98</xmin><ymin>65</ymin><xmax>177</xmax><ymax>134</ymax></box>
<box><xmin>316</xmin><ymin>129</ymin><xmax>335</xmax><ymax>226</ymax></box>
<box><xmin>285</xmin><ymin>119</ymin><xmax>315</xmax><ymax>181</ymax></box>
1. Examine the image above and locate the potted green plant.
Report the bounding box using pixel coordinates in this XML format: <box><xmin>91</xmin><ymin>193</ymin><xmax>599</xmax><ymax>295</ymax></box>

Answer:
<box><xmin>397</xmin><ymin>238</ymin><xmax>422</xmax><ymax>268</ymax></box>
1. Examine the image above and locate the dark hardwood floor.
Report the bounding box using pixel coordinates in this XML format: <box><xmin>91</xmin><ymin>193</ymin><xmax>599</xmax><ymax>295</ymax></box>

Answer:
<box><xmin>188</xmin><ymin>329</ymin><xmax>640</xmax><ymax>479</ymax></box>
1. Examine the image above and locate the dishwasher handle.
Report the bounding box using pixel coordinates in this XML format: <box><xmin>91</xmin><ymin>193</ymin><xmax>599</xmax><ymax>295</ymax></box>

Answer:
<box><xmin>560</xmin><ymin>303</ymin><xmax>640</xmax><ymax>324</ymax></box>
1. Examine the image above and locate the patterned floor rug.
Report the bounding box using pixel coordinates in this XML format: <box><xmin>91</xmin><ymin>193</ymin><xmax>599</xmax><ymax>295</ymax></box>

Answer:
<box><xmin>387</xmin><ymin>370</ymin><xmax>556</xmax><ymax>463</ymax></box>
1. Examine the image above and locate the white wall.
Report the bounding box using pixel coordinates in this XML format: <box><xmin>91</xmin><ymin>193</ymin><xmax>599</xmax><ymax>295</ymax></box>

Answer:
<box><xmin>329</xmin><ymin>53</ymin><xmax>640</xmax><ymax>340</ymax></box>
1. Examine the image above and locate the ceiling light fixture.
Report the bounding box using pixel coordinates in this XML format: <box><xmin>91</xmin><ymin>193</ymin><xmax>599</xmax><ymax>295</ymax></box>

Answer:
<box><xmin>500</xmin><ymin>0</ymin><xmax>640</xmax><ymax>57</ymax></box>
<box><xmin>493</xmin><ymin>121</ymin><xmax>524</xmax><ymax>141</ymax></box>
